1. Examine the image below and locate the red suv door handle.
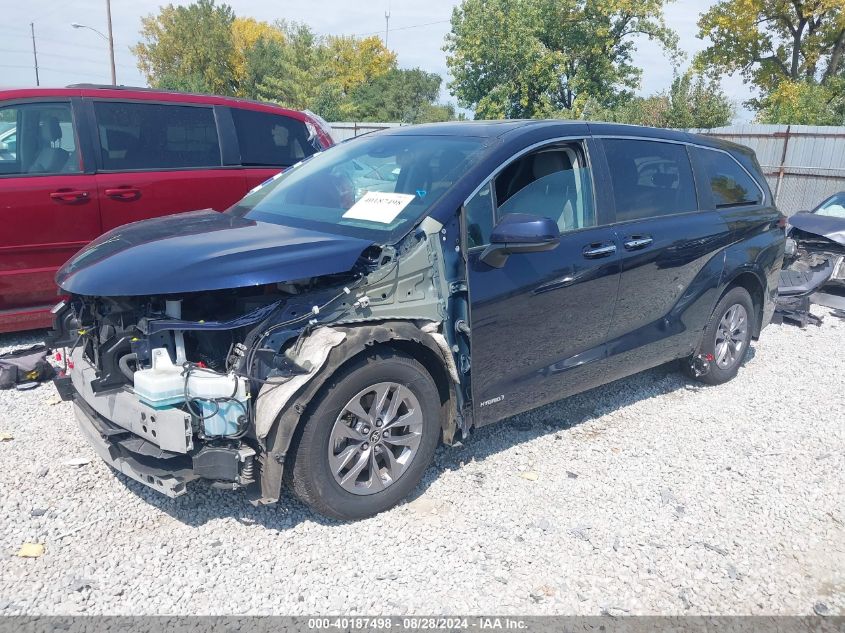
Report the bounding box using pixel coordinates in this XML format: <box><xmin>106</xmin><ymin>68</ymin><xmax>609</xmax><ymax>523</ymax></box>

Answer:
<box><xmin>50</xmin><ymin>189</ymin><xmax>89</xmax><ymax>203</ymax></box>
<box><xmin>105</xmin><ymin>187</ymin><xmax>141</xmax><ymax>201</ymax></box>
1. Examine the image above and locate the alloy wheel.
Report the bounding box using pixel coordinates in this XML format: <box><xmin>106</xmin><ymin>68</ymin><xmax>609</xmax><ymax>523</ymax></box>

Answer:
<box><xmin>328</xmin><ymin>382</ymin><xmax>424</xmax><ymax>495</ymax></box>
<box><xmin>714</xmin><ymin>303</ymin><xmax>748</xmax><ymax>369</ymax></box>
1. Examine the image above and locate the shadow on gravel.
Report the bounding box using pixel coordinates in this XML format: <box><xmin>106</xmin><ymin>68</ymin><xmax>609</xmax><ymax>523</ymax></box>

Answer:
<box><xmin>77</xmin><ymin>340</ymin><xmax>755</xmax><ymax>530</ymax></box>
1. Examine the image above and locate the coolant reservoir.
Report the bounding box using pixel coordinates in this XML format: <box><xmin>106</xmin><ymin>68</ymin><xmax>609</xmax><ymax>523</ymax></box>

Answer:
<box><xmin>133</xmin><ymin>348</ymin><xmax>249</xmax><ymax>437</ymax></box>
<box><xmin>186</xmin><ymin>370</ymin><xmax>249</xmax><ymax>437</ymax></box>
<box><xmin>133</xmin><ymin>348</ymin><xmax>186</xmax><ymax>408</ymax></box>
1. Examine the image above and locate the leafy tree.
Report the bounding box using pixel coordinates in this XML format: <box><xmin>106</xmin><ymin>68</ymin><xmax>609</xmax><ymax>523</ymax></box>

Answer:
<box><xmin>347</xmin><ymin>68</ymin><xmax>452</xmax><ymax>123</ymax></box>
<box><xmin>256</xmin><ymin>22</ymin><xmax>331</xmax><ymax>110</ymax></box>
<box><xmin>444</xmin><ymin>0</ymin><xmax>680</xmax><ymax>119</ymax></box>
<box><xmin>231</xmin><ymin>18</ymin><xmax>284</xmax><ymax>97</ymax></box>
<box><xmin>325</xmin><ymin>36</ymin><xmax>397</xmax><ymax>94</ymax></box>
<box><xmin>757</xmin><ymin>78</ymin><xmax>845</xmax><ymax>124</ymax></box>
<box><xmin>664</xmin><ymin>72</ymin><xmax>734</xmax><ymax>128</ymax></box>
<box><xmin>132</xmin><ymin>5</ymin><xmax>455</xmax><ymax>122</ymax></box>
<box><xmin>133</xmin><ymin>0</ymin><xmax>237</xmax><ymax>95</ymax></box>
<box><xmin>696</xmin><ymin>0</ymin><xmax>845</xmax><ymax>99</ymax></box>
<box><xmin>582</xmin><ymin>72</ymin><xmax>734</xmax><ymax>128</ymax></box>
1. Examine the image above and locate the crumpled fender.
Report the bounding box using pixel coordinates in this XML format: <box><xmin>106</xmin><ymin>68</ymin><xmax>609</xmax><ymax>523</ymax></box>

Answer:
<box><xmin>253</xmin><ymin>320</ymin><xmax>456</xmax><ymax>504</ymax></box>
<box><xmin>789</xmin><ymin>213</ymin><xmax>845</xmax><ymax>246</ymax></box>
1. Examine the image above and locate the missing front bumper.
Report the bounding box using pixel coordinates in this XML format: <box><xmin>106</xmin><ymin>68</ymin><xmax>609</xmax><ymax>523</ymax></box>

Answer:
<box><xmin>71</xmin><ymin>394</ymin><xmax>257</xmax><ymax>499</ymax></box>
<box><xmin>73</xmin><ymin>400</ymin><xmax>197</xmax><ymax>498</ymax></box>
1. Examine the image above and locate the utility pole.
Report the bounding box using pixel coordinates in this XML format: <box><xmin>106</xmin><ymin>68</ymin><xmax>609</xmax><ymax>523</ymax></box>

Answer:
<box><xmin>105</xmin><ymin>0</ymin><xmax>116</xmax><ymax>85</ymax></box>
<box><xmin>30</xmin><ymin>22</ymin><xmax>40</xmax><ymax>86</ymax></box>
<box><xmin>384</xmin><ymin>2</ymin><xmax>391</xmax><ymax>48</ymax></box>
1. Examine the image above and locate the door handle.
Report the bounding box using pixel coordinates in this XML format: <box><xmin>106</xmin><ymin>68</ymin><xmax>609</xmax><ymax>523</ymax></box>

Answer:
<box><xmin>623</xmin><ymin>235</ymin><xmax>653</xmax><ymax>250</ymax></box>
<box><xmin>582</xmin><ymin>243</ymin><xmax>617</xmax><ymax>259</ymax></box>
<box><xmin>50</xmin><ymin>189</ymin><xmax>89</xmax><ymax>203</ymax></box>
<box><xmin>105</xmin><ymin>187</ymin><xmax>141</xmax><ymax>201</ymax></box>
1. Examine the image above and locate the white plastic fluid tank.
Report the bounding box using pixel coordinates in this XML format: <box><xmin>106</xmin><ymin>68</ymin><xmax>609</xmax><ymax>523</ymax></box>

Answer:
<box><xmin>133</xmin><ymin>348</ymin><xmax>186</xmax><ymax>408</ymax></box>
<box><xmin>186</xmin><ymin>368</ymin><xmax>249</xmax><ymax>437</ymax></box>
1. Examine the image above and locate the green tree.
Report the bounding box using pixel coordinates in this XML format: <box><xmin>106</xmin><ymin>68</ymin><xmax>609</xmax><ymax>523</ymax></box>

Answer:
<box><xmin>664</xmin><ymin>72</ymin><xmax>734</xmax><ymax>128</ymax></box>
<box><xmin>256</xmin><ymin>22</ymin><xmax>327</xmax><ymax>109</ymax></box>
<box><xmin>255</xmin><ymin>22</ymin><xmax>399</xmax><ymax>119</ymax></box>
<box><xmin>133</xmin><ymin>0</ymin><xmax>237</xmax><ymax>95</ymax></box>
<box><xmin>581</xmin><ymin>72</ymin><xmax>733</xmax><ymax>128</ymax></box>
<box><xmin>695</xmin><ymin>0</ymin><xmax>845</xmax><ymax>117</ymax></box>
<box><xmin>757</xmin><ymin>78</ymin><xmax>845</xmax><ymax>124</ymax></box>
<box><xmin>347</xmin><ymin>68</ymin><xmax>454</xmax><ymax>123</ymax></box>
<box><xmin>444</xmin><ymin>0</ymin><xmax>680</xmax><ymax>119</ymax></box>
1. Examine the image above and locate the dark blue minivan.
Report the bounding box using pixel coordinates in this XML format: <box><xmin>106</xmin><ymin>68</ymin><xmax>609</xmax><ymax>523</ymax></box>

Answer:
<box><xmin>49</xmin><ymin>121</ymin><xmax>785</xmax><ymax>520</ymax></box>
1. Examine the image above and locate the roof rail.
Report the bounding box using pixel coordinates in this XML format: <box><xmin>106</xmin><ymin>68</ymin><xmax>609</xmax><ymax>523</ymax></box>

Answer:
<box><xmin>66</xmin><ymin>83</ymin><xmax>149</xmax><ymax>90</ymax></box>
<box><xmin>63</xmin><ymin>84</ymin><xmax>291</xmax><ymax>111</ymax></box>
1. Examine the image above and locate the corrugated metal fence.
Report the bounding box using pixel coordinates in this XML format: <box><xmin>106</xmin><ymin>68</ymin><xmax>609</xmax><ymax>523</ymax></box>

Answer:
<box><xmin>693</xmin><ymin>124</ymin><xmax>845</xmax><ymax>215</ymax></box>
<box><xmin>328</xmin><ymin>122</ymin><xmax>401</xmax><ymax>142</ymax></box>
<box><xmin>330</xmin><ymin>122</ymin><xmax>845</xmax><ymax>215</ymax></box>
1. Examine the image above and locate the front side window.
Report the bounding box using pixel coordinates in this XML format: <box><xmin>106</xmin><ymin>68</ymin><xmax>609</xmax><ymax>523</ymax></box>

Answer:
<box><xmin>465</xmin><ymin>143</ymin><xmax>596</xmax><ymax>248</ymax></box>
<box><xmin>465</xmin><ymin>183</ymin><xmax>495</xmax><ymax>248</ymax></box>
<box><xmin>496</xmin><ymin>147</ymin><xmax>595</xmax><ymax>231</ymax></box>
<box><xmin>697</xmin><ymin>148</ymin><xmax>762</xmax><ymax>208</ymax></box>
<box><xmin>603</xmin><ymin>139</ymin><xmax>697</xmax><ymax>221</ymax></box>
<box><xmin>0</xmin><ymin>102</ymin><xmax>81</xmax><ymax>176</ymax></box>
<box><xmin>230</xmin><ymin>108</ymin><xmax>321</xmax><ymax>167</ymax></box>
<box><xmin>234</xmin><ymin>134</ymin><xmax>489</xmax><ymax>242</ymax></box>
<box><xmin>94</xmin><ymin>102</ymin><xmax>221</xmax><ymax>171</ymax></box>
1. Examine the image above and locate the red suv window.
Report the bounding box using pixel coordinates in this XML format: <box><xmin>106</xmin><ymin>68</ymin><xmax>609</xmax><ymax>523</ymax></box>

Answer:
<box><xmin>94</xmin><ymin>101</ymin><xmax>221</xmax><ymax>171</ymax></box>
<box><xmin>230</xmin><ymin>108</ymin><xmax>320</xmax><ymax>168</ymax></box>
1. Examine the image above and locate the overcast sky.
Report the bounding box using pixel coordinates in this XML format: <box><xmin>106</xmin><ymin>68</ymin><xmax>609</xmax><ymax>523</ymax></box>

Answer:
<box><xmin>1</xmin><ymin>0</ymin><xmax>753</xmax><ymax>120</ymax></box>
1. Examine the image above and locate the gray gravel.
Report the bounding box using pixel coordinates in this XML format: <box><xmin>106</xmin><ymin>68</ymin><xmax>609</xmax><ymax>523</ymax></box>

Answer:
<box><xmin>0</xmin><ymin>310</ymin><xmax>843</xmax><ymax>616</ymax></box>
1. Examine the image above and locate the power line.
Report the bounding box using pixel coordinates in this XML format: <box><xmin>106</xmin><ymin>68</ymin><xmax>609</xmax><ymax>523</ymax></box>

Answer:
<box><xmin>349</xmin><ymin>18</ymin><xmax>451</xmax><ymax>39</ymax></box>
<box><xmin>0</xmin><ymin>48</ymin><xmax>136</xmax><ymax>70</ymax></box>
<box><xmin>4</xmin><ymin>31</ymin><xmax>117</xmax><ymax>54</ymax></box>
<box><xmin>0</xmin><ymin>63</ymin><xmax>108</xmax><ymax>79</ymax></box>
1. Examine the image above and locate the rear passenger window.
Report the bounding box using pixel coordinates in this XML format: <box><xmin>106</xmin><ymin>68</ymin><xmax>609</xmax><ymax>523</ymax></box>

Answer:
<box><xmin>697</xmin><ymin>149</ymin><xmax>762</xmax><ymax>208</ymax></box>
<box><xmin>230</xmin><ymin>109</ymin><xmax>320</xmax><ymax>167</ymax></box>
<box><xmin>603</xmin><ymin>139</ymin><xmax>697</xmax><ymax>221</ymax></box>
<box><xmin>94</xmin><ymin>102</ymin><xmax>221</xmax><ymax>171</ymax></box>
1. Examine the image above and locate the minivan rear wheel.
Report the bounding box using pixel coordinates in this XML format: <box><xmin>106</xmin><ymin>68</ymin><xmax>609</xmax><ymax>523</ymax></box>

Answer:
<box><xmin>689</xmin><ymin>286</ymin><xmax>754</xmax><ymax>385</ymax></box>
<box><xmin>287</xmin><ymin>350</ymin><xmax>440</xmax><ymax>520</ymax></box>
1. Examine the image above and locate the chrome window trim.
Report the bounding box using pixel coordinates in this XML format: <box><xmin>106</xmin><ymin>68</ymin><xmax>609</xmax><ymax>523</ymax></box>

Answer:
<box><xmin>462</xmin><ymin>135</ymin><xmax>585</xmax><ymax>207</ymax></box>
<box><xmin>464</xmin><ymin>133</ymin><xmax>766</xmax><ymax>208</ymax></box>
<box><xmin>462</xmin><ymin>135</ymin><xmax>600</xmax><ymax>251</ymax></box>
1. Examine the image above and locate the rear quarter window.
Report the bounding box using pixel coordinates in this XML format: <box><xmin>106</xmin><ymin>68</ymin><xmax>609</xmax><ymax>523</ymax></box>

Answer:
<box><xmin>230</xmin><ymin>108</ymin><xmax>320</xmax><ymax>168</ymax></box>
<box><xmin>94</xmin><ymin>101</ymin><xmax>221</xmax><ymax>171</ymax></box>
<box><xmin>696</xmin><ymin>148</ymin><xmax>762</xmax><ymax>208</ymax></box>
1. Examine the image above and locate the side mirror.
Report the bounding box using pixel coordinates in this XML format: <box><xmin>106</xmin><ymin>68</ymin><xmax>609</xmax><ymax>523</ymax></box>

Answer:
<box><xmin>480</xmin><ymin>213</ymin><xmax>560</xmax><ymax>268</ymax></box>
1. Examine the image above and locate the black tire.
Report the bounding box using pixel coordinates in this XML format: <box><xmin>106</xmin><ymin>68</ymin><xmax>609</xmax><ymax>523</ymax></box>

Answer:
<box><xmin>689</xmin><ymin>286</ymin><xmax>755</xmax><ymax>385</ymax></box>
<box><xmin>287</xmin><ymin>350</ymin><xmax>441</xmax><ymax>521</ymax></box>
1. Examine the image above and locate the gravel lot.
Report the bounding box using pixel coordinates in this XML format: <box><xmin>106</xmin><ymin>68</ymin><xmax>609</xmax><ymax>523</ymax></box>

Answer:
<box><xmin>0</xmin><ymin>309</ymin><xmax>843</xmax><ymax>616</ymax></box>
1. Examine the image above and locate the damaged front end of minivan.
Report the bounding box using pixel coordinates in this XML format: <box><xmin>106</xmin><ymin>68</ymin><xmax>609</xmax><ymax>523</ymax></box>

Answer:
<box><xmin>47</xmin><ymin>209</ymin><xmax>472</xmax><ymax>503</ymax></box>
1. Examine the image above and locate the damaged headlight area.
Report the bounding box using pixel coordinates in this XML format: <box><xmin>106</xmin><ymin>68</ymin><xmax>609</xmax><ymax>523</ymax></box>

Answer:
<box><xmin>48</xmin><ymin>269</ymin><xmax>368</xmax><ymax>497</ymax></box>
<box><xmin>776</xmin><ymin>224</ymin><xmax>845</xmax><ymax>326</ymax></box>
<box><xmin>48</xmin><ymin>226</ymin><xmax>467</xmax><ymax>504</ymax></box>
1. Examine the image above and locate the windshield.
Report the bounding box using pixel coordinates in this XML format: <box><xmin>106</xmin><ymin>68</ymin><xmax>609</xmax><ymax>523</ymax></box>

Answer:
<box><xmin>816</xmin><ymin>193</ymin><xmax>845</xmax><ymax>219</ymax></box>
<box><xmin>232</xmin><ymin>134</ymin><xmax>489</xmax><ymax>242</ymax></box>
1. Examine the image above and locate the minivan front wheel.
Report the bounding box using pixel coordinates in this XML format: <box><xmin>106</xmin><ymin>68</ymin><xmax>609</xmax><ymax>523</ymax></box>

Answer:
<box><xmin>690</xmin><ymin>286</ymin><xmax>755</xmax><ymax>385</ymax></box>
<box><xmin>287</xmin><ymin>350</ymin><xmax>441</xmax><ymax>520</ymax></box>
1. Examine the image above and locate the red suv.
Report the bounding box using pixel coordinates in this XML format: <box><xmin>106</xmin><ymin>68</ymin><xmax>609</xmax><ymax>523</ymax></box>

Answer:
<box><xmin>0</xmin><ymin>85</ymin><xmax>334</xmax><ymax>333</ymax></box>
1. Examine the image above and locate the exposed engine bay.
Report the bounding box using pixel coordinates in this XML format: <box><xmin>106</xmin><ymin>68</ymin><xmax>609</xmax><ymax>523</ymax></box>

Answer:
<box><xmin>47</xmin><ymin>217</ymin><xmax>471</xmax><ymax>501</ymax></box>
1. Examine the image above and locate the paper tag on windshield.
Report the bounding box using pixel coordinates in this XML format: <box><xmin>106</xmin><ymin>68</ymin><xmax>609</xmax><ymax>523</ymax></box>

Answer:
<box><xmin>342</xmin><ymin>192</ymin><xmax>415</xmax><ymax>224</ymax></box>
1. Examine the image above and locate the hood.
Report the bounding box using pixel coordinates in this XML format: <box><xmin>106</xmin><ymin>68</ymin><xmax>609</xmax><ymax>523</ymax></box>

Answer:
<box><xmin>789</xmin><ymin>212</ymin><xmax>845</xmax><ymax>247</ymax></box>
<box><xmin>57</xmin><ymin>210</ymin><xmax>374</xmax><ymax>296</ymax></box>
